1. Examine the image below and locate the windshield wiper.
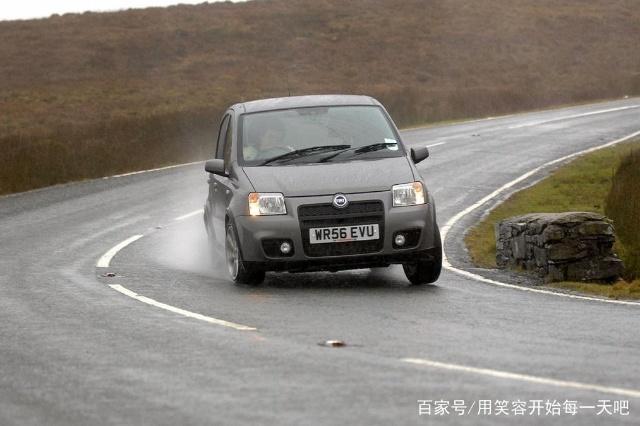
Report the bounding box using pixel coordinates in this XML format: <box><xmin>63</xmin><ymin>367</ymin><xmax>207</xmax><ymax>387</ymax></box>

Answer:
<box><xmin>319</xmin><ymin>142</ymin><xmax>398</xmax><ymax>162</ymax></box>
<box><xmin>259</xmin><ymin>145</ymin><xmax>350</xmax><ymax>166</ymax></box>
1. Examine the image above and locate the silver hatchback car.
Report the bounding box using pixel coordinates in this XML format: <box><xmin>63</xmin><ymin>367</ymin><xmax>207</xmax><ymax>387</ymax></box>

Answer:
<box><xmin>204</xmin><ymin>95</ymin><xmax>441</xmax><ymax>285</ymax></box>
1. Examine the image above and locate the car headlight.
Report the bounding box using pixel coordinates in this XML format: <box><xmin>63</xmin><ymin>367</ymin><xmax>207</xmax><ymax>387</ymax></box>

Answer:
<box><xmin>248</xmin><ymin>192</ymin><xmax>287</xmax><ymax>215</ymax></box>
<box><xmin>392</xmin><ymin>182</ymin><xmax>426</xmax><ymax>207</ymax></box>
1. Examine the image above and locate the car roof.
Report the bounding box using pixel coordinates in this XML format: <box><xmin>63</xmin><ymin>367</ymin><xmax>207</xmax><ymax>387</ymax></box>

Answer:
<box><xmin>231</xmin><ymin>94</ymin><xmax>380</xmax><ymax>114</ymax></box>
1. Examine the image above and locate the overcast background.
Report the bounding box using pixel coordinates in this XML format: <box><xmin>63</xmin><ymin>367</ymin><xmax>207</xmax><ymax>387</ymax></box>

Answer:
<box><xmin>0</xmin><ymin>1</ymin><xmax>247</xmax><ymax>21</ymax></box>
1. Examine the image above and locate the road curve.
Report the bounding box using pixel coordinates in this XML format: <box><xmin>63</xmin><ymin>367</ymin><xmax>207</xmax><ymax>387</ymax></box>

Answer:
<box><xmin>1</xmin><ymin>98</ymin><xmax>640</xmax><ymax>425</ymax></box>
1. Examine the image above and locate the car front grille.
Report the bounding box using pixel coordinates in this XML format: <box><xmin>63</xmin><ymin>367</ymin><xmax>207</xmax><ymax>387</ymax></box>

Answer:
<box><xmin>298</xmin><ymin>200</ymin><xmax>385</xmax><ymax>257</ymax></box>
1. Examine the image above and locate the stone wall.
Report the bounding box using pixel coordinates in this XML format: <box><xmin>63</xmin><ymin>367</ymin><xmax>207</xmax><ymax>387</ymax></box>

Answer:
<box><xmin>495</xmin><ymin>212</ymin><xmax>624</xmax><ymax>283</ymax></box>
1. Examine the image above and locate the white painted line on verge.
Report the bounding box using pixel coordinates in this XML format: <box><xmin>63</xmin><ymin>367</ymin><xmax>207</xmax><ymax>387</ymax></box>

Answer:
<box><xmin>441</xmin><ymin>129</ymin><xmax>640</xmax><ymax>306</ymax></box>
<box><xmin>508</xmin><ymin>105</ymin><xmax>640</xmax><ymax>129</ymax></box>
<box><xmin>442</xmin><ymin>266</ymin><xmax>640</xmax><ymax>306</ymax></box>
<box><xmin>96</xmin><ymin>235</ymin><xmax>144</xmax><ymax>268</ymax></box>
<box><xmin>109</xmin><ymin>284</ymin><xmax>257</xmax><ymax>331</ymax></box>
<box><xmin>174</xmin><ymin>209</ymin><xmax>204</xmax><ymax>222</ymax></box>
<box><xmin>401</xmin><ymin>112</ymin><xmax>519</xmax><ymax>134</ymax></box>
<box><xmin>98</xmin><ymin>233</ymin><xmax>257</xmax><ymax>331</ymax></box>
<box><xmin>104</xmin><ymin>161</ymin><xmax>205</xmax><ymax>179</ymax></box>
<box><xmin>402</xmin><ymin>358</ymin><xmax>640</xmax><ymax>399</ymax></box>
<box><xmin>426</xmin><ymin>142</ymin><xmax>447</xmax><ymax>148</ymax></box>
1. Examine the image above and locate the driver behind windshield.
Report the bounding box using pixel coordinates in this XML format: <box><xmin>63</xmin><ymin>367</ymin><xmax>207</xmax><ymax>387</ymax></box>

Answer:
<box><xmin>243</xmin><ymin>118</ymin><xmax>292</xmax><ymax>161</ymax></box>
<box><xmin>240</xmin><ymin>106</ymin><xmax>404</xmax><ymax>166</ymax></box>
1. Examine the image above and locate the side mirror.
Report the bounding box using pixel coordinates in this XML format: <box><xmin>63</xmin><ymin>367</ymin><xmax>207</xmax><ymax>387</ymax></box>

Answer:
<box><xmin>205</xmin><ymin>159</ymin><xmax>226</xmax><ymax>176</ymax></box>
<box><xmin>410</xmin><ymin>146</ymin><xmax>430</xmax><ymax>164</ymax></box>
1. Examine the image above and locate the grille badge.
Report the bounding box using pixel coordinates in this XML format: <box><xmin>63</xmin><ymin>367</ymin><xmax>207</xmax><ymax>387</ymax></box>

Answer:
<box><xmin>332</xmin><ymin>193</ymin><xmax>349</xmax><ymax>209</ymax></box>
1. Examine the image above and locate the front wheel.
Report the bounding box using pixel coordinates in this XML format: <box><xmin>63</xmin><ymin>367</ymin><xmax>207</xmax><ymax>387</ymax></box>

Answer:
<box><xmin>225</xmin><ymin>222</ymin><xmax>265</xmax><ymax>285</ymax></box>
<box><xmin>403</xmin><ymin>227</ymin><xmax>442</xmax><ymax>285</ymax></box>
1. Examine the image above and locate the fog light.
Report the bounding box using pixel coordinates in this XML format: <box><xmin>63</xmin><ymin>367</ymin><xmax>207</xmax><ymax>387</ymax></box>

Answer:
<box><xmin>394</xmin><ymin>234</ymin><xmax>406</xmax><ymax>247</ymax></box>
<box><xmin>280</xmin><ymin>241</ymin><xmax>292</xmax><ymax>254</ymax></box>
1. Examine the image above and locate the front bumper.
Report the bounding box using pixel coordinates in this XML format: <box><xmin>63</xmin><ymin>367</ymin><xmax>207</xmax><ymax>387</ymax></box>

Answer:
<box><xmin>233</xmin><ymin>191</ymin><xmax>437</xmax><ymax>272</ymax></box>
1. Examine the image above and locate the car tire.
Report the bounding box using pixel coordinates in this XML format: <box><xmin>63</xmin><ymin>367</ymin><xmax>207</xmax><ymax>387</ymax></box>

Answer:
<box><xmin>225</xmin><ymin>222</ymin><xmax>265</xmax><ymax>285</ymax></box>
<box><xmin>403</xmin><ymin>225</ymin><xmax>442</xmax><ymax>285</ymax></box>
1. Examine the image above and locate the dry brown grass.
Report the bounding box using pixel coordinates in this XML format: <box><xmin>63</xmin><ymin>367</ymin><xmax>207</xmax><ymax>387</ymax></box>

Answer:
<box><xmin>550</xmin><ymin>280</ymin><xmax>640</xmax><ymax>300</ymax></box>
<box><xmin>1</xmin><ymin>0</ymin><xmax>639</xmax><ymax>194</ymax></box>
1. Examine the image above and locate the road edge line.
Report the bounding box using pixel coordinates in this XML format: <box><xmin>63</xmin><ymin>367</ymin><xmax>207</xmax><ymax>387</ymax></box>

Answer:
<box><xmin>174</xmin><ymin>209</ymin><xmax>204</xmax><ymax>222</ymax></box>
<box><xmin>96</xmin><ymin>234</ymin><xmax>144</xmax><ymax>268</ymax></box>
<box><xmin>105</xmin><ymin>161</ymin><xmax>205</xmax><ymax>179</ymax></box>
<box><xmin>109</xmin><ymin>284</ymin><xmax>257</xmax><ymax>331</ymax></box>
<box><xmin>508</xmin><ymin>104</ymin><xmax>640</xmax><ymax>129</ymax></box>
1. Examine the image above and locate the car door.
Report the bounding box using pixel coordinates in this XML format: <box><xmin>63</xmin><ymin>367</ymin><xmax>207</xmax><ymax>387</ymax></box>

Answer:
<box><xmin>210</xmin><ymin>111</ymin><xmax>234</xmax><ymax>240</ymax></box>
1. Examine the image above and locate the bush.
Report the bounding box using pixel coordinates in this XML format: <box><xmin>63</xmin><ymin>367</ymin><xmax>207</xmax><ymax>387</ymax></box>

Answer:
<box><xmin>0</xmin><ymin>106</ymin><xmax>221</xmax><ymax>194</ymax></box>
<box><xmin>606</xmin><ymin>149</ymin><xmax>640</xmax><ymax>280</ymax></box>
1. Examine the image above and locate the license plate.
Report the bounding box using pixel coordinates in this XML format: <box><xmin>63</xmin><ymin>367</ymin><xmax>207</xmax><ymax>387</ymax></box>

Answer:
<box><xmin>309</xmin><ymin>224</ymin><xmax>379</xmax><ymax>244</ymax></box>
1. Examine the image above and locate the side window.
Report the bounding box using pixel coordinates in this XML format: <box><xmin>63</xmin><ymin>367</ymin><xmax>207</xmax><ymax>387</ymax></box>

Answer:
<box><xmin>223</xmin><ymin>118</ymin><xmax>233</xmax><ymax>173</ymax></box>
<box><xmin>215</xmin><ymin>115</ymin><xmax>230</xmax><ymax>160</ymax></box>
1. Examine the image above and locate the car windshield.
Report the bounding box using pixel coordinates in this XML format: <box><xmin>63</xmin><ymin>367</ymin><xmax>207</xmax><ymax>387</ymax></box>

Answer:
<box><xmin>239</xmin><ymin>105</ymin><xmax>404</xmax><ymax>166</ymax></box>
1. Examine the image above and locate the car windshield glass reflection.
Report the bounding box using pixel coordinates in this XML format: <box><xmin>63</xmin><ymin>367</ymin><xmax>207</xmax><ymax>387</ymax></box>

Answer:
<box><xmin>240</xmin><ymin>106</ymin><xmax>402</xmax><ymax>166</ymax></box>
<box><xmin>259</xmin><ymin>144</ymin><xmax>351</xmax><ymax>166</ymax></box>
<box><xmin>318</xmin><ymin>142</ymin><xmax>399</xmax><ymax>163</ymax></box>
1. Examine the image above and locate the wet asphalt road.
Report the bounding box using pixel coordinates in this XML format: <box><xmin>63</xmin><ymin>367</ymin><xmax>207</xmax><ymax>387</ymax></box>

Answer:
<box><xmin>1</xmin><ymin>98</ymin><xmax>640</xmax><ymax>425</ymax></box>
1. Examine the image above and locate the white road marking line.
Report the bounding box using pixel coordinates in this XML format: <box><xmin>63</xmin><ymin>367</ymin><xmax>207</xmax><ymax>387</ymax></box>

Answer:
<box><xmin>99</xmin><ymin>233</ymin><xmax>257</xmax><ymax>331</ymax></box>
<box><xmin>508</xmin><ymin>105</ymin><xmax>640</xmax><ymax>129</ymax></box>
<box><xmin>402</xmin><ymin>358</ymin><xmax>640</xmax><ymax>399</ymax></box>
<box><xmin>96</xmin><ymin>235</ymin><xmax>144</xmax><ymax>268</ymax></box>
<box><xmin>426</xmin><ymin>142</ymin><xmax>447</xmax><ymax>148</ymax></box>
<box><xmin>174</xmin><ymin>209</ymin><xmax>204</xmax><ymax>221</ymax></box>
<box><xmin>109</xmin><ymin>284</ymin><xmax>257</xmax><ymax>331</ymax></box>
<box><xmin>443</xmin><ymin>266</ymin><xmax>640</xmax><ymax>306</ymax></box>
<box><xmin>441</xmin><ymin>129</ymin><xmax>640</xmax><ymax>306</ymax></box>
<box><xmin>104</xmin><ymin>160</ymin><xmax>204</xmax><ymax>179</ymax></box>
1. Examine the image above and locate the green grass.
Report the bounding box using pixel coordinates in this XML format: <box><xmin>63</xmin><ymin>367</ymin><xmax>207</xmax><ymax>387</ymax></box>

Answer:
<box><xmin>464</xmin><ymin>139</ymin><xmax>640</xmax><ymax>299</ymax></box>
<box><xmin>551</xmin><ymin>280</ymin><xmax>640</xmax><ymax>300</ymax></box>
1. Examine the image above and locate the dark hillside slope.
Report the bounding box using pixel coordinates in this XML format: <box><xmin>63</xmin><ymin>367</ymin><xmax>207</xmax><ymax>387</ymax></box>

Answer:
<box><xmin>1</xmin><ymin>0</ymin><xmax>639</xmax><ymax>193</ymax></box>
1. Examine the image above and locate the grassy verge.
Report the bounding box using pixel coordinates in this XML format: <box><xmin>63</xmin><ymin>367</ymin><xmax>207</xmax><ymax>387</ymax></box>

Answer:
<box><xmin>464</xmin><ymin>138</ymin><xmax>640</xmax><ymax>299</ymax></box>
<box><xmin>553</xmin><ymin>281</ymin><xmax>640</xmax><ymax>300</ymax></box>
